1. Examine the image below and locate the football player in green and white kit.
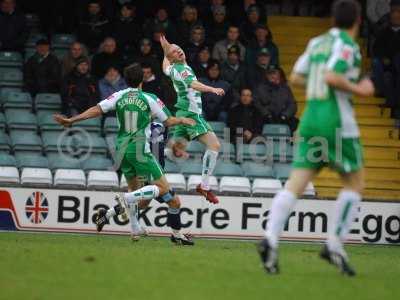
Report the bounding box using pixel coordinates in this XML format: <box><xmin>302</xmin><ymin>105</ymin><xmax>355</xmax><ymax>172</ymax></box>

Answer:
<box><xmin>258</xmin><ymin>0</ymin><xmax>375</xmax><ymax>276</ymax></box>
<box><xmin>159</xmin><ymin>35</ymin><xmax>225</xmax><ymax>204</ymax></box>
<box><xmin>54</xmin><ymin>64</ymin><xmax>196</xmax><ymax>245</ymax></box>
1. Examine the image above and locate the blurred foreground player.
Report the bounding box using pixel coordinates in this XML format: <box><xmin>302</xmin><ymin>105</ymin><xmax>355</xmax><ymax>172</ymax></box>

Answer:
<box><xmin>54</xmin><ymin>64</ymin><xmax>195</xmax><ymax>245</ymax></box>
<box><xmin>258</xmin><ymin>0</ymin><xmax>375</xmax><ymax>276</ymax></box>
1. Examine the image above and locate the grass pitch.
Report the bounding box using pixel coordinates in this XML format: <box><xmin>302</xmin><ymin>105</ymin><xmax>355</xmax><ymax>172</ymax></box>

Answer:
<box><xmin>0</xmin><ymin>232</ymin><xmax>399</xmax><ymax>300</ymax></box>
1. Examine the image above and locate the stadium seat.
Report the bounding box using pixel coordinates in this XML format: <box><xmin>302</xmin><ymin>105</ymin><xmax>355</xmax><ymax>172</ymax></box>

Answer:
<box><xmin>72</xmin><ymin>118</ymin><xmax>101</xmax><ymax>133</ymax></box>
<box><xmin>239</xmin><ymin>143</ymin><xmax>268</xmax><ymax>161</ymax></box>
<box><xmin>164</xmin><ymin>159</ymin><xmax>181</xmax><ymax>173</ymax></box>
<box><xmin>165</xmin><ymin>173</ymin><xmax>186</xmax><ymax>191</ymax></box>
<box><xmin>274</xmin><ymin>163</ymin><xmax>292</xmax><ymax>181</ymax></box>
<box><xmin>252</xmin><ymin>179</ymin><xmax>283</xmax><ymax>196</ymax></box>
<box><xmin>214</xmin><ymin>161</ymin><xmax>243</xmax><ymax>177</ymax></box>
<box><xmin>5</xmin><ymin>109</ymin><xmax>37</xmax><ymax>130</ymax></box>
<box><xmin>208</xmin><ymin>121</ymin><xmax>226</xmax><ymax>138</ymax></box>
<box><xmin>219</xmin><ymin>176</ymin><xmax>251</xmax><ymax>195</ymax></box>
<box><xmin>37</xmin><ymin>108</ymin><xmax>60</xmax><ymax>120</ymax></box>
<box><xmin>87</xmin><ymin>170</ymin><xmax>119</xmax><ymax>190</ymax></box>
<box><xmin>42</xmin><ymin>131</ymin><xmax>73</xmax><ymax>152</ymax></box>
<box><xmin>47</xmin><ymin>153</ymin><xmax>81</xmax><ymax>170</ymax></box>
<box><xmin>104</xmin><ymin>117</ymin><xmax>118</xmax><ymax>135</ymax></box>
<box><xmin>35</xmin><ymin>93</ymin><xmax>62</xmax><ymax>110</ymax></box>
<box><xmin>303</xmin><ymin>182</ymin><xmax>316</xmax><ymax>197</ymax></box>
<box><xmin>273</xmin><ymin>142</ymin><xmax>293</xmax><ymax>162</ymax></box>
<box><xmin>0</xmin><ymin>166</ymin><xmax>19</xmax><ymax>185</ymax></box>
<box><xmin>0</xmin><ymin>87</ymin><xmax>22</xmax><ymax>104</ymax></box>
<box><xmin>0</xmin><ymin>131</ymin><xmax>11</xmax><ymax>152</ymax></box>
<box><xmin>0</xmin><ymin>52</ymin><xmax>23</xmax><ymax>68</ymax></box>
<box><xmin>187</xmin><ymin>175</ymin><xmax>219</xmax><ymax>192</ymax></box>
<box><xmin>16</xmin><ymin>153</ymin><xmax>49</xmax><ymax>169</ymax></box>
<box><xmin>53</xmin><ymin>49</ymin><xmax>69</xmax><ymax>61</ymax></box>
<box><xmin>25</xmin><ymin>33</ymin><xmax>46</xmax><ymax>48</ymax></box>
<box><xmin>219</xmin><ymin>142</ymin><xmax>235</xmax><ymax>160</ymax></box>
<box><xmin>81</xmin><ymin>156</ymin><xmax>113</xmax><ymax>172</ymax></box>
<box><xmin>0</xmin><ymin>112</ymin><xmax>5</xmax><ymax>130</ymax></box>
<box><xmin>0</xmin><ymin>68</ymin><xmax>23</xmax><ymax>88</ymax></box>
<box><xmin>242</xmin><ymin>162</ymin><xmax>275</xmax><ymax>179</ymax></box>
<box><xmin>181</xmin><ymin>160</ymin><xmax>203</xmax><ymax>176</ymax></box>
<box><xmin>25</xmin><ymin>14</ymin><xmax>40</xmax><ymax>31</ymax></box>
<box><xmin>186</xmin><ymin>140</ymin><xmax>205</xmax><ymax>157</ymax></box>
<box><xmin>2</xmin><ymin>91</ymin><xmax>32</xmax><ymax>109</ymax></box>
<box><xmin>38</xmin><ymin>114</ymin><xmax>64</xmax><ymax>131</ymax></box>
<box><xmin>21</xmin><ymin>168</ymin><xmax>52</xmax><ymax>187</ymax></box>
<box><xmin>120</xmin><ymin>174</ymin><xmax>128</xmax><ymax>190</ymax></box>
<box><xmin>24</xmin><ymin>48</ymin><xmax>36</xmax><ymax>62</ymax></box>
<box><xmin>10</xmin><ymin>130</ymin><xmax>42</xmax><ymax>152</ymax></box>
<box><xmin>51</xmin><ymin>34</ymin><xmax>76</xmax><ymax>49</ymax></box>
<box><xmin>75</xmin><ymin>134</ymin><xmax>108</xmax><ymax>154</ymax></box>
<box><xmin>0</xmin><ymin>153</ymin><xmax>17</xmax><ymax>167</ymax></box>
<box><xmin>54</xmin><ymin>169</ymin><xmax>86</xmax><ymax>188</ymax></box>
<box><xmin>262</xmin><ymin>124</ymin><xmax>291</xmax><ymax>138</ymax></box>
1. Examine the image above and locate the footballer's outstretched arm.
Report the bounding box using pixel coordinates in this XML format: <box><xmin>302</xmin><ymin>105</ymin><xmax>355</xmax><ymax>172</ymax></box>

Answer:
<box><xmin>325</xmin><ymin>72</ymin><xmax>375</xmax><ymax>97</ymax></box>
<box><xmin>54</xmin><ymin>105</ymin><xmax>103</xmax><ymax>127</ymax></box>
<box><xmin>190</xmin><ymin>80</ymin><xmax>225</xmax><ymax>96</ymax></box>
<box><xmin>290</xmin><ymin>72</ymin><xmax>307</xmax><ymax>87</ymax></box>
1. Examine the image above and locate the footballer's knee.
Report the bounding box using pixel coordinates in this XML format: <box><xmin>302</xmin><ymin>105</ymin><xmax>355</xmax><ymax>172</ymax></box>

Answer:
<box><xmin>138</xmin><ymin>200</ymin><xmax>150</xmax><ymax>209</ymax></box>
<box><xmin>168</xmin><ymin>196</ymin><xmax>181</xmax><ymax>209</ymax></box>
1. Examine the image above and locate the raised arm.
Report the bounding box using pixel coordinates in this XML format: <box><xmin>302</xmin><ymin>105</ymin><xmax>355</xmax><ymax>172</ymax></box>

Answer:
<box><xmin>190</xmin><ymin>80</ymin><xmax>225</xmax><ymax>96</ymax></box>
<box><xmin>54</xmin><ymin>105</ymin><xmax>103</xmax><ymax>127</ymax></box>
<box><xmin>160</xmin><ymin>35</ymin><xmax>172</xmax><ymax>73</ymax></box>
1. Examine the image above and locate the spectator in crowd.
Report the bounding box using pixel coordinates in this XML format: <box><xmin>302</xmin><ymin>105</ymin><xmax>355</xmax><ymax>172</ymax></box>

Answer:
<box><xmin>143</xmin><ymin>7</ymin><xmax>178</xmax><ymax>43</ymax></box>
<box><xmin>372</xmin><ymin>0</ymin><xmax>400</xmax><ymax>118</ymax></box>
<box><xmin>220</xmin><ymin>45</ymin><xmax>246</xmax><ymax>92</ymax></box>
<box><xmin>228</xmin><ymin>88</ymin><xmax>263</xmax><ymax>144</ymax></box>
<box><xmin>61</xmin><ymin>57</ymin><xmax>99</xmax><ymax>116</ymax></box>
<box><xmin>184</xmin><ymin>25</ymin><xmax>207</xmax><ymax>65</ymax></box>
<box><xmin>246</xmin><ymin>25</ymin><xmax>279</xmax><ymax>67</ymax></box>
<box><xmin>91</xmin><ymin>37</ymin><xmax>122</xmax><ymax>80</ymax></box>
<box><xmin>132</xmin><ymin>38</ymin><xmax>161</xmax><ymax>75</ymax></box>
<box><xmin>212</xmin><ymin>25</ymin><xmax>246</xmax><ymax>62</ymax></box>
<box><xmin>253</xmin><ymin>67</ymin><xmax>298</xmax><ymax>133</ymax></box>
<box><xmin>229</xmin><ymin>0</ymin><xmax>267</xmax><ymax>26</ymax></box>
<box><xmin>61</xmin><ymin>42</ymin><xmax>89</xmax><ymax>77</ymax></box>
<box><xmin>24</xmin><ymin>39</ymin><xmax>61</xmax><ymax>96</ymax></box>
<box><xmin>113</xmin><ymin>3</ymin><xmax>142</xmax><ymax>60</ymax></box>
<box><xmin>245</xmin><ymin>48</ymin><xmax>273</xmax><ymax>89</ymax></box>
<box><xmin>176</xmin><ymin>5</ymin><xmax>202</xmax><ymax>45</ymax></box>
<box><xmin>77</xmin><ymin>0</ymin><xmax>110</xmax><ymax>53</ymax></box>
<box><xmin>98</xmin><ymin>65</ymin><xmax>127</xmax><ymax>100</ymax></box>
<box><xmin>150</xmin><ymin>24</ymin><xmax>165</xmax><ymax>61</ymax></box>
<box><xmin>199</xmin><ymin>60</ymin><xmax>232</xmax><ymax>122</ymax></box>
<box><xmin>0</xmin><ymin>0</ymin><xmax>28</xmax><ymax>52</ymax></box>
<box><xmin>141</xmin><ymin>63</ymin><xmax>176</xmax><ymax>112</ymax></box>
<box><xmin>205</xmin><ymin>5</ymin><xmax>230</xmax><ymax>47</ymax></box>
<box><xmin>191</xmin><ymin>45</ymin><xmax>212</xmax><ymax>78</ymax></box>
<box><xmin>239</xmin><ymin>5</ymin><xmax>263</xmax><ymax>45</ymax></box>
<box><xmin>367</xmin><ymin>0</ymin><xmax>391</xmax><ymax>33</ymax></box>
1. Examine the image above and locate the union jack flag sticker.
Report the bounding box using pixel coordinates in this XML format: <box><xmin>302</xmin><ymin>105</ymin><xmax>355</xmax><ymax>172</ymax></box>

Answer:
<box><xmin>25</xmin><ymin>192</ymin><xmax>49</xmax><ymax>224</ymax></box>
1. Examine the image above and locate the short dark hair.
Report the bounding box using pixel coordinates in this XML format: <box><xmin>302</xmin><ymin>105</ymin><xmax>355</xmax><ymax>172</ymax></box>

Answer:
<box><xmin>124</xmin><ymin>63</ymin><xmax>143</xmax><ymax>88</ymax></box>
<box><xmin>332</xmin><ymin>0</ymin><xmax>361</xmax><ymax>29</ymax></box>
<box><xmin>141</xmin><ymin>62</ymin><xmax>153</xmax><ymax>70</ymax></box>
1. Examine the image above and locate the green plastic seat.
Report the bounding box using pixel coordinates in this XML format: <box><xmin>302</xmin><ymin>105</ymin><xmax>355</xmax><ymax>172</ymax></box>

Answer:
<box><xmin>104</xmin><ymin>117</ymin><xmax>118</xmax><ymax>135</ymax></box>
<box><xmin>81</xmin><ymin>156</ymin><xmax>113</xmax><ymax>172</ymax></box>
<box><xmin>0</xmin><ymin>87</ymin><xmax>22</xmax><ymax>103</ymax></box>
<box><xmin>15</xmin><ymin>153</ymin><xmax>49</xmax><ymax>169</ymax></box>
<box><xmin>0</xmin><ymin>153</ymin><xmax>17</xmax><ymax>167</ymax></box>
<box><xmin>0</xmin><ymin>52</ymin><xmax>23</xmax><ymax>68</ymax></box>
<box><xmin>52</xmin><ymin>34</ymin><xmax>76</xmax><ymax>49</ymax></box>
<box><xmin>219</xmin><ymin>142</ymin><xmax>235</xmax><ymax>159</ymax></box>
<box><xmin>47</xmin><ymin>153</ymin><xmax>81</xmax><ymax>170</ymax></box>
<box><xmin>0</xmin><ymin>112</ymin><xmax>5</xmax><ymax>130</ymax></box>
<box><xmin>0</xmin><ymin>131</ymin><xmax>11</xmax><ymax>152</ymax></box>
<box><xmin>0</xmin><ymin>68</ymin><xmax>23</xmax><ymax>88</ymax></box>
<box><xmin>10</xmin><ymin>130</ymin><xmax>42</xmax><ymax>151</ymax></box>
<box><xmin>274</xmin><ymin>163</ymin><xmax>292</xmax><ymax>181</ymax></box>
<box><xmin>25</xmin><ymin>33</ymin><xmax>46</xmax><ymax>48</ymax></box>
<box><xmin>208</xmin><ymin>121</ymin><xmax>226</xmax><ymax>138</ymax></box>
<box><xmin>2</xmin><ymin>91</ymin><xmax>32</xmax><ymax>109</ymax></box>
<box><xmin>38</xmin><ymin>114</ymin><xmax>64</xmax><ymax>131</ymax></box>
<box><xmin>214</xmin><ymin>162</ymin><xmax>243</xmax><ymax>177</ymax></box>
<box><xmin>164</xmin><ymin>159</ymin><xmax>181</xmax><ymax>173</ymax></box>
<box><xmin>72</xmin><ymin>118</ymin><xmax>101</xmax><ymax>133</ymax></box>
<box><xmin>186</xmin><ymin>141</ymin><xmax>205</xmax><ymax>157</ymax></box>
<box><xmin>75</xmin><ymin>134</ymin><xmax>108</xmax><ymax>154</ymax></box>
<box><xmin>53</xmin><ymin>49</ymin><xmax>69</xmax><ymax>61</ymax></box>
<box><xmin>240</xmin><ymin>144</ymin><xmax>268</xmax><ymax>161</ymax></box>
<box><xmin>262</xmin><ymin>124</ymin><xmax>291</xmax><ymax>138</ymax></box>
<box><xmin>37</xmin><ymin>108</ymin><xmax>61</xmax><ymax>120</ymax></box>
<box><xmin>5</xmin><ymin>109</ymin><xmax>37</xmax><ymax>130</ymax></box>
<box><xmin>42</xmin><ymin>131</ymin><xmax>72</xmax><ymax>152</ymax></box>
<box><xmin>35</xmin><ymin>93</ymin><xmax>62</xmax><ymax>110</ymax></box>
<box><xmin>181</xmin><ymin>160</ymin><xmax>203</xmax><ymax>176</ymax></box>
<box><xmin>242</xmin><ymin>162</ymin><xmax>275</xmax><ymax>179</ymax></box>
<box><xmin>24</xmin><ymin>48</ymin><xmax>36</xmax><ymax>62</ymax></box>
<box><xmin>273</xmin><ymin>142</ymin><xmax>293</xmax><ymax>162</ymax></box>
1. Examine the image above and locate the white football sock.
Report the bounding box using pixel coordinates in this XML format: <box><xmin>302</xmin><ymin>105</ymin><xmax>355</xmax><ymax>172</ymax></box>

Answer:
<box><xmin>201</xmin><ymin>149</ymin><xmax>218</xmax><ymax>189</ymax></box>
<box><xmin>265</xmin><ymin>190</ymin><xmax>297</xmax><ymax>248</ymax></box>
<box><xmin>129</xmin><ymin>203</ymin><xmax>141</xmax><ymax>233</ymax></box>
<box><xmin>124</xmin><ymin>185</ymin><xmax>160</xmax><ymax>205</ymax></box>
<box><xmin>327</xmin><ymin>189</ymin><xmax>361</xmax><ymax>253</ymax></box>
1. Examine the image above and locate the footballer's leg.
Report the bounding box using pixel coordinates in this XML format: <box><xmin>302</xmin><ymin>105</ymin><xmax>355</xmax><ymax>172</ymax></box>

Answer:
<box><xmin>196</xmin><ymin>131</ymin><xmax>221</xmax><ymax>204</ymax></box>
<box><xmin>127</xmin><ymin>177</ymin><xmax>149</xmax><ymax>241</ymax></box>
<box><xmin>259</xmin><ymin>168</ymin><xmax>317</xmax><ymax>274</ymax></box>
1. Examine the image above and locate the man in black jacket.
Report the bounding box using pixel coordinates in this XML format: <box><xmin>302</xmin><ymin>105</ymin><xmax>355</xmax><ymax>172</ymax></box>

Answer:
<box><xmin>245</xmin><ymin>48</ymin><xmax>273</xmax><ymax>89</ymax></box>
<box><xmin>372</xmin><ymin>0</ymin><xmax>400</xmax><ymax>118</ymax></box>
<box><xmin>220</xmin><ymin>45</ymin><xmax>246</xmax><ymax>92</ymax></box>
<box><xmin>253</xmin><ymin>67</ymin><xmax>298</xmax><ymax>133</ymax></box>
<box><xmin>24</xmin><ymin>39</ymin><xmax>61</xmax><ymax>96</ymax></box>
<box><xmin>61</xmin><ymin>57</ymin><xmax>99</xmax><ymax>116</ymax></box>
<box><xmin>228</xmin><ymin>88</ymin><xmax>263</xmax><ymax>144</ymax></box>
<box><xmin>0</xmin><ymin>0</ymin><xmax>28</xmax><ymax>52</ymax></box>
<box><xmin>91</xmin><ymin>37</ymin><xmax>122</xmax><ymax>80</ymax></box>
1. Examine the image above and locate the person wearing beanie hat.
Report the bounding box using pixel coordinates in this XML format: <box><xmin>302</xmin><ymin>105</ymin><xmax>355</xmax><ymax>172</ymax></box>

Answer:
<box><xmin>220</xmin><ymin>45</ymin><xmax>247</xmax><ymax>91</ymax></box>
<box><xmin>245</xmin><ymin>47</ymin><xmax>272</xmax><ymax>89</ymax></box>
<box><xmin>239</xmin><ymin>4</ymin><xmax>263</xmax><ymax>45</ymax></box>
<box><xmin>61</xmin><ymin>56</ymin><xmax>99</xmax><ymax>116</ymax></box>
<box><xmin>205</xmin><ymin>4</ymin><xmax>231</xmax><ymax>46</ymax></box>
<box><xmin>24</xmin><ymin>37</ymin><xmax>61</xmax><ymax>96</ymax></box>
